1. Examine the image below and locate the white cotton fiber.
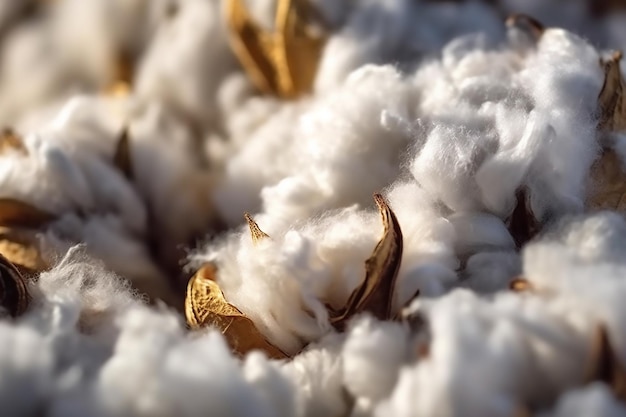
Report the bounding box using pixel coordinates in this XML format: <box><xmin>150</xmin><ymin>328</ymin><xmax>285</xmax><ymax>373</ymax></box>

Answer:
<box><xmin>196</xmin><ymin>205</ymin><xmax>381</xmax><ymax>353</ymax></box>
<box><xmin>385</xmin><ymin>182</ymin><xmax>458</xmax><ymax>303</ymax></box>
<box><xmin>538</xmin><ymin>384</ymin><xmax>626</xmax><ymax>417</ymax></box>
<box><xmin>475</xmin><ymin>110</ymin><xmax>551</xmax><ymax>217</ymax></box>
<box><xmin>378</xmin><ymin>289</ymin><xmax>595</xmax><ymax>417</ymax></box>
<box><xmin>216</xmin><ymin>63</ymin><xmax>416</xmax><ymax>225</ymax></box>
<box><xmin>136</xmin><ymin>0</ymin><xmax>238</xmax><ymax>131</ymax></box>
<box><xmin>279</xmin><ymin>333</ymin><xmax>347</xmax><ymax>417</ymax></box>
<box><xmin>4</xmin><ymin>0</ymin><xmax>626</xmax><ymax>416</ymax></box>
<box><xmin>461</xmin><ymin>251</ymin><xmax>521</xmax><ymax>293</ymax></box>
<box><xmin>520</xmin><ymin>28</ymin><xmax>604</xmax><ymax>221</ymax></box>
<box><xmin>0</xmin><ymin>23</ymin><xmax>68</xmax><ymax>127</ymax></box>
<box><xmin>449</xmin><ymin>212</ymin><xmax>516</xmax><ymax>255</ymax></box>
<box><xmin>0</xmin><ymin>324</ymin><xmax>55</xmax><ymax>417</ymax></box>
<box><xmin>342</xmin><ymin>317</ymin><xmax>409</xmax><ymax>402</ymax></box>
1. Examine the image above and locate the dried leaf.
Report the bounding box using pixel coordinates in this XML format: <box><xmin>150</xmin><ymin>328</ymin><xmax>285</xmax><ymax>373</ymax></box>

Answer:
<box><xmin>113</xmin><ymin>127</ymin><xmax>133</xmax><ymax>180</ymax></box>
<box><xmin>598</xmin><ymin>51</ymin><xmax>625</xmax><ymax>132</ymax></box>
<box><xmin>185</xmin><ymin>263</ymin><xmax>288</xmax><ymax>359</ymax></box>
<box><xmin>506</xmin><ymin>189</ymin><xmax>540</xmax><ymax>248</ymax></box>
<box><xmin>225</xmin><ymin>0</ymin><xmax>326</xmax><ymax>98</ymax></box>
<box><xmin>584</xmin><ymin>325</ymin><xmax>626</xmax><ymax>400</ymax></box>
<box><xmin>244</xmin><ymin>212</ymin><xmax>270</xmax><ymax>244</ymax></box>
<box><xmin>0</xmin><ymin>128</ymin><xmax>27</xmax><ymax>155</ymax></box>
<box><xmin>505</xmin><ymin>14</ymin><xmax>545</xmax><ymax>41</ymax></box>
<box><xmin>0</xmin><ymin>252</ymin><xmax>30</xmax><ymax>317</ymax></box>
<box><xmin>0</xmin><ymin>198</ymin><xmax>56</xmax><ymax>229</ymax></box>
<box><xmin>329</xmin><ymin>193</ymin><xmax>403</xmax><ymax>331</ymax></box>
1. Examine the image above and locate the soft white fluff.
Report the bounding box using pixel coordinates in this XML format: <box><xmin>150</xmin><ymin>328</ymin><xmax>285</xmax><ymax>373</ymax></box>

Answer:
<box><xmin>2</xmin><ymin>0</ymin><xmax>626</xmax><ymax>416</ymax></box>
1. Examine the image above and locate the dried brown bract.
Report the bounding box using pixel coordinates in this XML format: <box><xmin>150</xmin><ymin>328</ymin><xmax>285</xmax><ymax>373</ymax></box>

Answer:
<box><xmin>393</xmin><ymin>288</ymin><xmax>420</xmax><ymax>321</ymax></box>
<box><xmin>225</xmin><ymin>0</ymin><xmax>326</xmax><ymax>98</ymax></box>
<box><xmin>598</xmin><ymin>51</ymin><xmax>625</xmax><ymax>133</ymax></box>
<box><xmin>113</xmin><ymin>127</ymin><xmax>133</xmax><ymax>181</ymax></box>
<box><xmin>588</xmin><ymin>148</ymin><xmax>626</xmax><ymax>211</ymax></box>
<box><xmin>584</xmin><ymin>325</ymin><xmax>626</xmax><ymax>401</ymax></box>
<box><xmin>505</xmin><ymin>14</ymin><xmax>545</xmax><ymax>41</ymax></box>
<box><xmin>328</xmin><ymin>193</ymin><xmax>404</xmax><ymax>331</ymax></box>
<box><xmin>0</xmin><ymin>128</ymin><xmax>27</xmax><ymax>155</ymax></box>
<box><xmin>509</xmin><ymin>277</ymin><xmax>533</xmax><ymax>293</ymax></box>
<box><xmin>589</xmin><ymin>52</ymin><xmax>626</xmax><ymax>212</ymax></box>
<box><xmin>0</xmin><ymin>252</ymin><xmax>30</xmax><ymax>317</ymax></box>
<box><xmin>185</xmin><ymin>263</ymin><xmax>288</xmax><ymax>359</ymax></box>
<box><xmin>506</xmin><ymin>189</ymin><xmax>540</xmax><ymax>249</ymax></box>
<box><xmin>0</xmin><ymin>199</ymin><xmax>54</xmax><ymax>276</ymax></box>
<box><xmin>244</xmin><ymin>213</ymin><xmax>270</xmax><ymax>244</ymax></box>
<box><xmin>0</xmin><ymin>198</ymin><xmax>56</xmax><ymax>229</ymax></box>
<box><xmin>588</xmin><ymin>0</ymin><xmax>626</xmax><ymax>18</ymax></box>
<box><xmin>104</xmin><ymin>49</ymin><xmax>133</xmax><ymax>96</ymax></box>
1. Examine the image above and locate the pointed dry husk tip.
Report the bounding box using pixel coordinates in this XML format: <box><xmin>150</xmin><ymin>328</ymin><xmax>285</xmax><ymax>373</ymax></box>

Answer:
<box><xmin>244</xmin><ymin>212</ymin><xmax>270</xmax><ymax>244</ymax></box>
<box><xmin>505</xmin><ymin>13</ymin><xmax>545</xmax><ymax>40</ymax></box>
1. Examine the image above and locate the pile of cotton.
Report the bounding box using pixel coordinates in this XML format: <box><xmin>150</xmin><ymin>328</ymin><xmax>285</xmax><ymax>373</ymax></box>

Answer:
<box><xmin>2</xmin><ymin>0</ymin><xmax>626</xmax><ymax>416</ymax></box>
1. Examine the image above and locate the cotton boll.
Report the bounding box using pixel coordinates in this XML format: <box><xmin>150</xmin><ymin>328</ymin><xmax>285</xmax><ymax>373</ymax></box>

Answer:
<box><xmin>386</xmin><ymin>290</ymin><xmax>595</xmax><ymax>416</ymax></box>
<box><xmin>260</xmin><ymin>176</ymin><xmax>332</xmax><ymax>223</ymax></box>
<box><xmin>342</xmin><ymin>317</ymin><xmax>409</xmax><ymax>402</ymax></box>
<box><xmin>219</xmin><ymin>64</ymin><xmax>416</xmax><ymax>225</ymax></box>
<box><xmin>0</xmin><ymin>23</ymin><xmax>68</xmax><ymax>126</ymax></box>
<box><xmin>411</xmin><ymin>120</ymin><xmax>498</xmax><ymax>212</ymax></box>
<box><xmin>99</xmin><ymin>0</ymin><xmax>181</xmax><ymax>55</ymax></box>
<box><xmin>385</xmin><ymin>182</ymin><xmax>458</xmax><ymax>303</ymax></box>
<box><xmin>266</xmin><ymin>65</ymin><xmax>415</xmax><ymax>222</ymax></box>
<box><xmin>475</xmin><ymin>110</ymin><xmax>551</xmax><ymax>217</ymax></box>
<box><xmin>0</xmin><ymin>97</ymin><xmax>147</xmax><ymax>232</ymax></box>
<box><xmin>0</xmin><ymin>134</ymin><xmax>95</xmax><ymax>215</ymax></box>
<box><xmin>214</xmin><ymin>102</ymin><xmax>306</xmax><ymax>224</ymax></box>
<box><xmin>280</xmin><ymin>333</ymin><xmax>348</xmax><ymax>417</ymax></box>
<box><xmin>461</xmin><ymin>251</ymin><xmax>521</xmax><ymax>293</ymax></box>
<box><xmin>43</xmin><ymin>216</ymin><xmax>173</xmax><ymax>305</ymax></box>
<box><xmin>522</xmin><ymin>215</ymin><xmax>626</xmax><ymax>362</ymax></box>
<box><xmin>50</xmin><ymin>0</ymin><xmax>118</xmax><ymax>89</ymax></box>
<box><xmin>27</xmin><ymin>246</ymin><xmax>139</xmax><ymax>362</ymax></box>
<box><xmin>127</xmin><ymin>102</ymin><xmax>221</xmax><ymax>270</ymax></box>
<box><xmin>519</xmin><ymin>29</ymin><xmax>604</xmax><ymax>221</ymax></box>
<box><xmin>205</xmin><ymin>206</ymin><xmax>381</xmax><ymax>353</ymax></box>
<box><xmin>242</xmin><ymin>352</ymin><xmax>297</xmax><ymax>417</ymax></box>
<box><xmin>553</xmin><ymin>212</ymin><xmax>626</xmax><ymax>265</ymax></box>
<box><xmin>98</xmin><ymin>310</ymin><xmax>278</xmax><ymax>417</ymax></box>
<box><xmin>43</xmin><ymin>94</ymin><xmax>220</xmax><ymax>272</ymax></box>
<box><xmin>0</xmin><ymin>249</ymin><xmax>141</xmax><ymax>416</ymax></box>
<box><xmin>47</xmin><ymin>0</ymin><xmax>175</xmax><ymax>90</ymax></box>
<box><xmin>315</xmin><ymin>0</ymin><xmax>504</xmax><ymax>92</ymax></box>
<box><xmin>449</xmin><ymin>212</ymin><xmax>515</xmax><ymax>256</ymax></box>
<box><xmin>538</xmin><ymin>384</ymin><xmax>626</xmax><ymax>417</ymax></box>
<box><xmin>315</xmin><ymin>0</ymin><xmax>417</xmax><ymax>91</ymax></box>
<box><xmin>136</xmin><ymin>0</ymin><xmax>238</xmax><ymax>131</ymax></box>
<box><xmin>0</xmin><ymin>324</ymin><xmax>55</xmax><ymax>417</ymax></box>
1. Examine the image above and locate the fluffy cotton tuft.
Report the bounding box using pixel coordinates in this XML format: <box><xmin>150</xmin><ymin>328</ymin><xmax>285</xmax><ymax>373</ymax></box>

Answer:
<box><xmin>3</xmin><ymin>0</ymin><xmax>626</xmax><ymax>416</ymax></box>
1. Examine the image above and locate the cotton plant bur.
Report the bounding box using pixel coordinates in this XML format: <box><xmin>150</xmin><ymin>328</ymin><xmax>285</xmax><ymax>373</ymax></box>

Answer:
<box><xmin>4</xmin><ymin>0</ymin><xmax>626</xmax><ymax>416</ymax></box>
<box><xmin>0</xmin><ymin>252</ymin><xmax>30</xmax><ymax>317</ymax></box>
